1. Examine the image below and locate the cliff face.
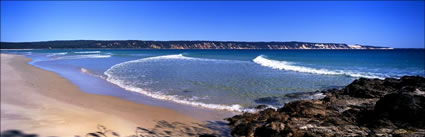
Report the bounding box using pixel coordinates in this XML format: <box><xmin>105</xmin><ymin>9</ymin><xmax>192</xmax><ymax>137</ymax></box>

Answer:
<box><xmin>0</xmin><ymin>40</ymin><xmax>392</xmax><ymax>49</ymax></box>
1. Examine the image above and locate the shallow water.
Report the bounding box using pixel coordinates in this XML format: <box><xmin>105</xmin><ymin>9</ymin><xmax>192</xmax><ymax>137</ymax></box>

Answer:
<box><xmin>2</xmin><ymin>49</ymin><xmax>424</xmax><ymax>112</ymax></box>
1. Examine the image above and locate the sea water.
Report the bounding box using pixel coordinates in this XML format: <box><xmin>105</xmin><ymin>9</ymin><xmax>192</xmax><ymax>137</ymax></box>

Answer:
<box><xmin>3</xmin><ymin>49</ymin><xmax>424</xmax><ymax>112</ymax></box>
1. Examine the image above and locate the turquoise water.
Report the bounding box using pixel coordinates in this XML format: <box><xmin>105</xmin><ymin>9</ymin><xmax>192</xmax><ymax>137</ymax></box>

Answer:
<box><xmin>3</xmin><ymin>49</ymin><xmax>424</xmax><ymax>112</ymax></box>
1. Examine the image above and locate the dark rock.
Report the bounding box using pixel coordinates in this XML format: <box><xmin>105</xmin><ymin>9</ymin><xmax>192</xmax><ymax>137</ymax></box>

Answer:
<box><xmin>199</xmin><ymin>134</ymin><xmax>216</xmax><ymax>137</ymax></box>
<box><xmin>283</xmin><ymin>92</ymin><xmax>314</xmax><ymax>98</ymax></box>
<box><xmin>343</xmin><ymin>78</ymin><xmax>392</xmax><ymax>98</ymax></box>
<box><xmin>254</xmin><ymin>122</ymin><xmax>285</xmax><ymax>137</ymax></box>
<box><xmin>226</xmin><ymin>76</ymin><xmax>425</xmax><ymax>137</ymax></box>
<box><xmin>397</xmin><ymin>76</ymin><xmax>425</xmax><ymax>91</ymax></box>
<box><xmin>255</xmin><ymin>105</ymin><xmax>268</xmax><ymax>110</ymax></box>
<box><xmin>0</xmin><ymin>130</ymin><xmax>38</xmax><ymax>137</ymax></box>
<box><xmin>254</xmin><ymin>97</ymin><xmax>280</xmax><ymax>106</ymax></box>
<box><xmin>278</xmin><ymin>100</ymin><xmax>327</xmax><ymax>117</ymax></box>
<box><xmin>374</xmin><ymin>92</ymin><xmax>425</xmax><ymax>128</ymax></box>
<box><xmin>231</xmin><ymin>123</ymin><xmax>260</xmax><ymax>137</ymax></box>
<box><xmin>183</xmin><ymin>90</ymin><xmax>193</xmax><ymax>93</ymax></box>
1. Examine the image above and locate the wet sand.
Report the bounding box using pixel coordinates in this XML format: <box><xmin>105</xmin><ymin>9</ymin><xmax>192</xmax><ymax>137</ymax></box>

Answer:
<box><xmin>1</xmin><ymin>54</ymin><xmax>222</xmax><ymax>136</ymax></box>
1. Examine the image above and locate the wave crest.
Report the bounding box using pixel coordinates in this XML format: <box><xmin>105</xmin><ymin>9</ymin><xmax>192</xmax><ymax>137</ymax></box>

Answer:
<box><xmin>105</xmin><ymin>75</ymin><xmax>250</xmax><ymax>112</ymax></box>
<box><xmin>104</xmin><ymin>54</ymin><xmax>255</xmax><ymax>112</ymax></box>
<box><xmin>56</xmin><ymin>54</ymin><xmax>111</xmax><ymax>60</ymax></box>
<box><xmin>47</xmin><ymin>52</ymin><xmax>68</xmax><ymax>57</ymax></box>
<box><xmin>253</xmin><ymin>55</ymin><xmax>384</xmax><ymax>79</ymax></box>
<box><xmin>74</xmin><ymin>51</ymin><xmax>101</xmax><ymax>54</ymax></box>
<box><xmin>80</xmin><ymin>67</ymin><xmax>105</xmax><ymax>78</ymax></box>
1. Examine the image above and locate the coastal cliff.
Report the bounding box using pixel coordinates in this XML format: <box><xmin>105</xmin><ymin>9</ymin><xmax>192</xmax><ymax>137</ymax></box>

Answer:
<box><xmin>0</xmin><ymin>40</ymin><xmax>392</xmax><ymax>49</ymax></box>
<box><xmin>226</xmin><ymin>76</ymin><xmax>425</xmax><ymax>137</ymax></box>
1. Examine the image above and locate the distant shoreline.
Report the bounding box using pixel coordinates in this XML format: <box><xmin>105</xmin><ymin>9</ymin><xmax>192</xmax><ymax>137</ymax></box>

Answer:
<box><xmin>6</xmin><ymin>48</ymin><xmax>422</xmax><ymax>50</ymax></box>
<box><xmin>0</xmin><ymin>40</ymin><xmax>393</xmax><ymax>49</ymax></box>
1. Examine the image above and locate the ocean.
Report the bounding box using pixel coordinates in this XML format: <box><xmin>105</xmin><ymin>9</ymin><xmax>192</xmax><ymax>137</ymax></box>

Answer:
<box><xmin>2</xmin><ymin>49</ymin><xmax>424</xmax><ymax>112</ymax></box>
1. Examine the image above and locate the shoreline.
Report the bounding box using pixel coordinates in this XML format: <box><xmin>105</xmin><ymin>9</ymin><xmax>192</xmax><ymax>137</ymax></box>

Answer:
<box><xmin>1</xmin><ymin>54</ymin><xmax>224</xmax><ymax>136</ymax></box>
<box><xmin>227</xmin><ymin>76</ymin><xmax>425</xmax><ymax>136</ymax></box>
<box><xmin>25</xmin><ymin>52</ymin><xmax>236</xmax><ymax>121</ymax></box>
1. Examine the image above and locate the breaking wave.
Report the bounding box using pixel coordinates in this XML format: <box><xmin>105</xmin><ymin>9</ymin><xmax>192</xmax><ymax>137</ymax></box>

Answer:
<box><xmin>80</xmin><ymin>67</ymin><xmax>105</xmax><ymax>78</ymax></box>
<box><xmin>47</xmin><ymin>52</ymin><xmax>68</xmax><ymax>57</ymax></box>
<box><xmin>104</xmin><ymin>54</ymin><xmax>256</xmax><ymax>112</ymax></box>
<box><xmin>74</xmin><ymin>51</ymin><xmax>101</xmax><ymax>54</ymax></box>
<box><xmin>56</xmin><ymin>54</ymin><xmax>111</xmax><ymax>60</ymax></box>
<box><xmin>253</xmin><ymin>55</ymin><xmax>384</xmax><ymax>79</ymax></box>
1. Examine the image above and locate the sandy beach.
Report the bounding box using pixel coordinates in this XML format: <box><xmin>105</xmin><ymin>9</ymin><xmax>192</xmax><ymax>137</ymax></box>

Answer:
<box><xmin>0</xmin><ymin>54</ymin><xmax>220</xmax><ymax>136</ymax></box>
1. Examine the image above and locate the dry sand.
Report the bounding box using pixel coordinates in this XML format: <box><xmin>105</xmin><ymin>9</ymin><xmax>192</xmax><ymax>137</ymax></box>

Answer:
<box><xmin>1</xmin><ymin>54</ymin><xmax>220</xmax><ymax>136</ymax></box>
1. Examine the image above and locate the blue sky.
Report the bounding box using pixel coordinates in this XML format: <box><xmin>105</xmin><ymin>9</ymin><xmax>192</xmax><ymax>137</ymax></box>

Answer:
<box><xmin>1</xmin><ymin>1</ymin><xmax>424</xmax><ymax>48</ymax></box>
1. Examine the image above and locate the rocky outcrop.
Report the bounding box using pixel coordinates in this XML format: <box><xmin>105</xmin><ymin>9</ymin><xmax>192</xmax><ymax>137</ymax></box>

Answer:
<box><xmin>226</xmin><ymin>76</ymin><xmax>425</xmax><ymax>137</ymax></box>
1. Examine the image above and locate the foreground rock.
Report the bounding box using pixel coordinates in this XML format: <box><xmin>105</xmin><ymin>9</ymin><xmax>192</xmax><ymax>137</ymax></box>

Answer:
<box><xmin>226</xmin><ymin>76</ymin><xmax>425</xmax><ymax>137</ymax></box>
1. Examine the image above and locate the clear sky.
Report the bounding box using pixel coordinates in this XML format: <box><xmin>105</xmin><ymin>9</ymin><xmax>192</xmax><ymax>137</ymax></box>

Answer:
<box><xmin>1</xmin><ymin>1</ymin><xmax>424</xmax><ymax>48</ymax></box>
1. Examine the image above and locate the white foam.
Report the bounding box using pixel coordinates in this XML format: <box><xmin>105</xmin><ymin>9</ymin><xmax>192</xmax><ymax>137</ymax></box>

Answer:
<box><xmin>47</xmin><ymin>52</ymin><xmax>68</xmax><ymax>57</ymax></box>
<box><xmin>21</xmin><ymin>52</ymin><xmax>32</xmax><ymax>55</ymax></box>
<box><xmin>104</xmin><ymin>54</ymin><xmax>254</xmax><ymax>112</ymax></box>
<box><xmin>80</xmin><ymin>68</ymin><xmax>89</xmax><ymax>73</ymax></box>
<box><xmin>105</xmin><ymin>54</ymin><xmax>231</xmax><ymax>72</ymax></box>
<box><xmin>74</xmin><ymin>51</ymin><xmax>101</xmax><ymax>54</ymax></box>
<box><xmin>105</xmin><ymin>54</ymin><xmax>366</xmax><ymax>112</ymax></box>
<box><xmin>56</xmin><ymin>54</ymin><xmax>111</xmax><ymax>60</ymax></box>
<box><xmin>138</xmin><ymin>54</ymin><xmax>215</xmax><ymax>61</ymax></box>
<box><xmin>253</xmin><ymin>55</ymin><xmax>384</xmax><ymax>79</ymax></box>
<box><xmin>105</xmin><ymin>77</ymin><xmax>250</xmax><ymax>112</ymax></box>
<box><xmin>80</xmin><ymin>67</ymin><xmax>105</xmax><ymax>78</ymax></box>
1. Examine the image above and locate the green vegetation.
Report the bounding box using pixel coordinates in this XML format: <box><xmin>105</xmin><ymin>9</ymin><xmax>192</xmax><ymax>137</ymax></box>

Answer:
<box><xmin>0</xmin><ymin>40</ymin><xmax>387</xmax><ymax>49</ymax></box>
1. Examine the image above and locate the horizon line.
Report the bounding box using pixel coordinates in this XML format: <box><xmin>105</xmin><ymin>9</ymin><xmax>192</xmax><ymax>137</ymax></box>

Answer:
<box><xmin>0</xmin><ymin>39</ymin><xmax>382</xmax><ymax>46</ymax></box>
